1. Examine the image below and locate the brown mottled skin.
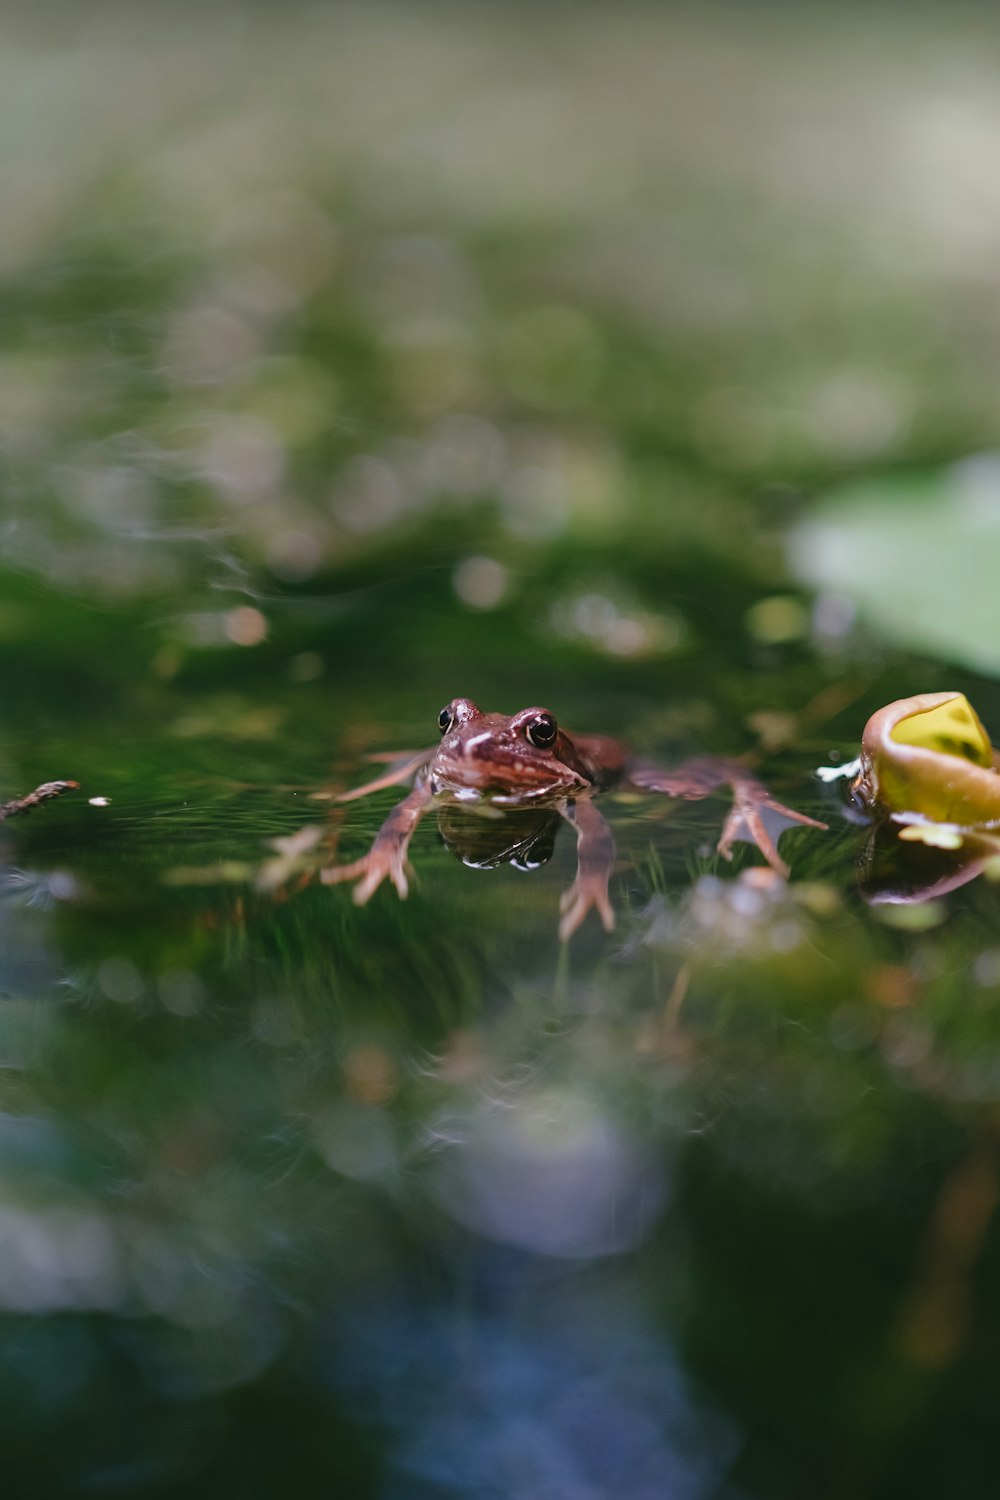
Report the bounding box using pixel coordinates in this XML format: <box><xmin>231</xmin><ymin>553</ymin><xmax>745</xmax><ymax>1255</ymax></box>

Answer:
<box><xmin>323</xmin><ymin>698</ymin><xmax>825</xmax><ymax>940</ymax></box>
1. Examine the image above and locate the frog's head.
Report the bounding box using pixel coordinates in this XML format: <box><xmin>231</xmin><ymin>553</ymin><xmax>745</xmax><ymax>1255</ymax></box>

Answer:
<box><xmin>431</xmin><ymin>697</ymin><xmax>590</xmax><ymax>800</ymax></box>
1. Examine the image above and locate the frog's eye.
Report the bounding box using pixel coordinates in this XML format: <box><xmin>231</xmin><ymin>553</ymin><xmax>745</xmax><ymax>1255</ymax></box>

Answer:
<box><xmin>525</xmin><ymin>712</ymin><xmax>557</xmax><ymax>749</ymax></box>
<box><xmin>438</xmin><ymin>704</ymin><xmax>454</xmax><ymax>734</ymax></box>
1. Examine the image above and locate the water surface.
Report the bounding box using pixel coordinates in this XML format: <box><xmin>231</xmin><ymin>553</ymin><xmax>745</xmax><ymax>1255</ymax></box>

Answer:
<box><xmin>5</xmin><ymin>5</ymin><xmax>1000</xmax><ymax>1497</ymax></box>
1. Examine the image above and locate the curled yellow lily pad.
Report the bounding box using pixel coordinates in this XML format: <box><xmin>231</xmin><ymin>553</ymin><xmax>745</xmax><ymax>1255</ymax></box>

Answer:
<box><xmin>853</xmin><ymin>692</ymin><xmax>1000</xmax><ymax>824</ymax></box>
<box><xmin>896</xmin><ymin>823</ymin><xmax>964</xmax><ymax>850</ymax></box>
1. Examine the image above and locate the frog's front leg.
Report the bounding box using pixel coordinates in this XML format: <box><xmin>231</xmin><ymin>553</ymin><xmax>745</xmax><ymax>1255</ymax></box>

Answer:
<box><xmin>322</xmin><ymin>781</ymin><xmax>434</xmax><ymax>903</ymax></box>
<box><xmin>629</xmin><ymin>757</ymin><xmax>826</xmax><ymax>878</ymax></box>
<box><xmin>558</xmin><ymin>797</ymin><xmax>616</xmax><ymax>940</ymax></box>
<box><xmin>336</xmin><ymin>749</ymin><xmax>433</xmax><ymax>804</ymax></box>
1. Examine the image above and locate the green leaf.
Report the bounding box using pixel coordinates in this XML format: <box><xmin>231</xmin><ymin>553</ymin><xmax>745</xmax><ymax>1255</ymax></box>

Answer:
<box><xmin>789</xmin><ymin>461</ymin><xmax>1000</xmax><ymax>675</ymax></box>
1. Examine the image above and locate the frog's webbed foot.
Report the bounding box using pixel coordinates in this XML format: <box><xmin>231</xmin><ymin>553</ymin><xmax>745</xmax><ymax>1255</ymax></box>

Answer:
<box><xmin>630</xmin><ymin>758</ymin><xmax>825</xmax><ymax>878</ymax></box>
<box><xmin>322</xmin><ymin>782</ymin><xmax>432</xmax><ymax>904</ymax></box>
<box><xmin>321</xmin><ymin>847</ymin><xmax>413</xmax><ymax>902</ymax></box>
<box><xmin>718</xmin><ymin>784</ymin><xmax>827</xmax><ymax>878</ymax></box>
<box><xmin>558</xmin><ymin>797</ymin><xmax>616</xmax><ymax>941</ymax></box>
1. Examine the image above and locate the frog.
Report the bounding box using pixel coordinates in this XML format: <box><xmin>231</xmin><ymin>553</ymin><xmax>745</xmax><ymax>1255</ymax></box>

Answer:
<box><xmin>322</xmin><ymin>697</ymin><xmax>826</xmax><ymax>939</ymax></box>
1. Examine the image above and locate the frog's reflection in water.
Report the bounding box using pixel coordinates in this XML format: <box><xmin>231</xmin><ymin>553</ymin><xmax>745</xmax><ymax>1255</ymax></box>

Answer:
<box><xmin>859</xmin><ymin>820</ymin><xmax>1000</xmax><ymax>906</ymax></box>
<box><xmin>436</xmin><ymin>803</ymin><xmax>562</xmax><ymax>873</ymax></box>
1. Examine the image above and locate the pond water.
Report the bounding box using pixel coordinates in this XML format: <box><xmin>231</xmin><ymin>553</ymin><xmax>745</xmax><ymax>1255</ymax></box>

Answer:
<box><xmin>6</xmin><ymin>5</ymin><xmax>1000</xmax><ymax>1498</ymax></box>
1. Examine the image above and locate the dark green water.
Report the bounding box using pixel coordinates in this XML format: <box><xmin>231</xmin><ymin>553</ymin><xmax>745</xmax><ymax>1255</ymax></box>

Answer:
<box><xmin>9</xmin><ymin>539</ymin><xmax>1000</xmax><ymax>1500</ymax></box>
<box><xmin>6</xmin><ymin>4</ymin><xmax>1000</xmax><ymax>1497</ymax></box>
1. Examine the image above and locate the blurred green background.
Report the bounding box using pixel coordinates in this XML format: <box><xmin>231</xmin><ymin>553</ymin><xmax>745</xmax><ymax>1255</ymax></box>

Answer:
<box><xmin>5</xmin><ymin>3</ymin><xmax>1000</xmax><ymax>1497</ymax></box>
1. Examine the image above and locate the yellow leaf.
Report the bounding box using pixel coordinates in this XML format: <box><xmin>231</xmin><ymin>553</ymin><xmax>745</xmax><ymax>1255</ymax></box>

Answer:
<box><xmin>854</xmin><ymin>692</ymin><xmax>1000</xmax><ymax>824</ymax></box>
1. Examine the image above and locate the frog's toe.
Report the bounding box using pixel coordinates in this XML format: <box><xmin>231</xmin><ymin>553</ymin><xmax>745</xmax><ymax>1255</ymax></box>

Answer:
<box><xmin>321</xmin><ymin>848</ymin><xmax>414</xmax><ymax>903</ymax></box>
<box><xmin>321</xmin><ymin>858</ymin><xmax>389</xmax><ymax>904</ymax></box>
<box><xmin>718</xmin><ymin>806</ymin><xmax>787</xmax><ymax>876</ymax></box>
<box><xmin>719</xmin><ymin>793</ymin><xmax>826</xmax><ymax>877</ymax></box>
<box><xmin>353</xmin><ymin>870</ymin><xmax>381</xmax><ymax>904</ymax></box>
<box><xmin>320</xmin><ymin>858</ymin><xmax>366</xmax><ymax>886</ymax></box>
<box><xmin>763</xmin><ymin>798</ymin><xmax>828</xmax><ymax>833</ymax></box>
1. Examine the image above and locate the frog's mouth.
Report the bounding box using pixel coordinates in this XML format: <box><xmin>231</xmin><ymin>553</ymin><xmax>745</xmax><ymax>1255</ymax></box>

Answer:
<box><xmin>436</xmin><ymin>774</ymin><xmax>588</xmax><ymax>806</ymax></box>
<box><xmin>489</xmin><ymin>778</ymin><xmax>588</xmax><ymax>806</ymax></box>
<box><xmin>434</xmin><ymin>747</ymin><xmax>589</xmax><ymax>800</ymax></box>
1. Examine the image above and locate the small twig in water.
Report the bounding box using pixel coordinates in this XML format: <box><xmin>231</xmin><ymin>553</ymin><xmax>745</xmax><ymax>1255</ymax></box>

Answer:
<box><xmin>0</xmin><ymin>780</ymin><xmax>79</xmax><ymax>822</ymax></box>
